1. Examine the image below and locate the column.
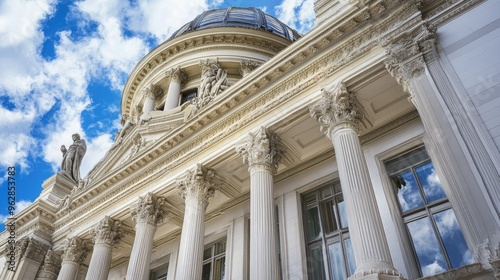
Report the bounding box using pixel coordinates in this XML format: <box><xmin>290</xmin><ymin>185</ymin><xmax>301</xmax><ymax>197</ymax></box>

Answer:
<box><xmin>236</xmin><ymin>127</ymin><xmax>282</xmax><ymax>280</ymax></box>
<box><xmin>126</xmin><ymin>192</ymin><xmax>168</xmax><ymax>280</ymax></box>
<box><xmin>310</xmin><ymin>82</ymin><xmax>403</xmax><ymax>280</ymax></box>
<box><xmin>35</xmin><ymin>250</ymin><xmax>62</xmax><ymax>280</ymax></box>
<box><xmin>57</xmin><ymin>237</ymin><xmax>89</xmax><ymax>280</ymax></box>
<box><xmin>175</xmin><ymin>164</ymin><xmax>220</xmax><ymax>280</ymax></box>
<box><xmin>11</xmin><ymin>237</ymin><xmax>49</xmax><ymax>280</ymax></box>
<box><xmin>384</xmin><ymin>26</ymin><xmax>500</xmax><ymax>265</ymax></box>
<box><xmin>164</xmin><ymin>66</ymin><xmax>187</xmax><ymax>110</ymax></box>
<box><xmin>85</xmin><ymin>216</ymin><xmax>124</xmax><ymax>280</ymax></box>
<box><xmin>141</xmin><ymin>84</ymin><xmax>163</xmax><ymax>117</ymax></box>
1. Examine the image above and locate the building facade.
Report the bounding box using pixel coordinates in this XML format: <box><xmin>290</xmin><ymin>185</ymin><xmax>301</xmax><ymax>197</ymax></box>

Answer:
<box><xmin>1</xmin><ymin>0</ymin><xmax>500</xmax><ymax>279</ymax></box>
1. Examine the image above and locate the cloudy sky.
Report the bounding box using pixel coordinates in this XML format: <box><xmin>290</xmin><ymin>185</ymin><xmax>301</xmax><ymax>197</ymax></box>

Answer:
<box><xmin>0</xmin><ymin>0</ymin><xmax>315</xmax><ymax>228</ymax></box>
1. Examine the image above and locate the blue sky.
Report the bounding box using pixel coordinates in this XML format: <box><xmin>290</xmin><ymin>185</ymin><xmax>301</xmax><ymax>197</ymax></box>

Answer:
<box><xmin>0</xmin><ymin>0</ymin><xmax>315</xmax><ymax>230</ymax></box>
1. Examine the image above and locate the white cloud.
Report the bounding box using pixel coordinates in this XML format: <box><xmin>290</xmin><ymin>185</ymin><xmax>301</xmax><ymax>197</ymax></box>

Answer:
<box><xmin>422</xmin><ymin>258</ymin><xmax>446</xmax><ymax>277</ymax></box>
<box><xmin>80</xmin><ymin>133</ymin><xmax>115</xmax><ymax>177</ymax></box>
<box><xmin>275</xmin><ymin>0</ymin><xmax>315</xmax><ymax>34</ymax></box>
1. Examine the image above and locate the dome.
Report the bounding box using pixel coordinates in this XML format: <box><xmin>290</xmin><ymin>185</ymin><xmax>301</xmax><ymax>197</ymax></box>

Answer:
<box><xmin>169</xmin><ymin>6</ymin><xmax>301</xmax><ymax>42</ymax></box>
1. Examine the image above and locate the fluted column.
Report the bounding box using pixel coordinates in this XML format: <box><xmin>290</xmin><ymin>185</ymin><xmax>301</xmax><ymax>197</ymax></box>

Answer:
<box><xmin>175</xmin><ymin>164</ymin><xmax>220</xmax><ymax>280</ymax></box>
<box><xmin>126</xmin><ymin>193</ymin><xmax>168</xmax><ymax>280</ymax></box>
<box><xmin>35</xmin><ymin>250</ymin><xmax>62</xmax><ymax>280</ymax></box>
<box><xmin>164</xmin><ymin>67</ymin><xmax>187</xmax><ymax>110</ymax></box>
<box><xmin>310</xmin><ymin>82</ymin><xmax>403</xmax><ymax>280</ymax></box>
<box><xmin>57</xmin><ymin>237</ymin><xmax>89</xmax><ymax>280</ymax></box>
<box><xmin>236</xmin><ymin>127</ymin><xmax>282</xmax><ymax>280</ymax></box>
<box><xmin>141</xmin><ymin>84</ymin><xmax>163</xmax><ymax>117</ymax></box>
<box><xmin>85</xmin><ymin>216</ymin><xmax>124</xmax><ymax>280</ymax></box>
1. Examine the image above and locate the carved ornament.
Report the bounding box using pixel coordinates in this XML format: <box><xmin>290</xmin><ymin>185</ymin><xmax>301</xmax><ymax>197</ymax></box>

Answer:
<box><xmin>91</xmin><ymin>216</ymin><xmax>124</xmax><ymax>246</ymax></box>
<box><xmin>166</xmin><ymin>66</ymin><xmax>187</xmax><ymax>84</ymax></box>
<box><xmin>61</xmin><ymin>237</ymin><xmax>89</xmax><ymax>264</ymax></box>
<box><xmin>309</xmin><ymin>82</ymin><xmax>366</xmax><ymax>138</ymax></box>
<box><xmin>130</xmin><ymin>192</ymin><xmax>168</xmax><ymax>226</ymax></box>
<box><xmin>236</xmin><ymin>127</ymin><xmax>283</xmax><ymax>174</ymax></box>
<box><xmin>176</xmin><ymin>164</ymin><xmax>220</xmax><ymax>208</ymax></box>
<box><xmin>39</xmin><ymin>249</ymin><xmax>62</xmax><ymax>275</ymax></box>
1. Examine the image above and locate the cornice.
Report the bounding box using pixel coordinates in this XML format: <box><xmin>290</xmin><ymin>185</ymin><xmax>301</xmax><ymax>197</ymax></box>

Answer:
<box><xmin>424</xmin><ymin>0</ymin><xmax>486</xmax><ymax>27</ymax></box>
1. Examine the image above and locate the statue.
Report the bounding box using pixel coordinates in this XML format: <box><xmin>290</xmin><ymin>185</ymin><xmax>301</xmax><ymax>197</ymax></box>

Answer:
<box><xmin>196</xmin><ymin>59</ymin><xmax>229</xmax><ymax>108</ymax></box>
<box><xmin>60</xmin><ymin>133</ymin><xmax>87</xmax><ymax>183</ymax></box>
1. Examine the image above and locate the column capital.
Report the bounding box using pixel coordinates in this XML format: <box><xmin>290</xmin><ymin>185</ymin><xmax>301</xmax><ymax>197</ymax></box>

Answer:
<box><xmin>383</xmin><ymin>25</ymin><xmax>437</xmax><ymax>94</ymax></box>
<box><xmin>166</xmin><ymin>66</ymin><xmax>188</xmax><ymax>84</ymax></box>
<box><xmin>130</xmin><ymin>192</ymin><xmax>168</xmax><ymax>226</ymax></box>
<box><xmin>61</xmin><ymin>237</ymin><xmax>90</xmax><ymax>264</ymax></box>
<box><xmin>143</xmin><ymin>84</ymin><xmax>163</xmax><ymax>99</ymax></box>
<box><xmin>309</xmin><ymin>82</ymin><xmax>366</xmax><ymax>138</ymax></box>
<box><xmin>240</xmin><ymin>59</ymin><xmax>261</xmax><ymax>77</ymax></box>
<box><xmin>176</xmin><ymin>164</ymin><xmax>220</xmax><ymax>208</ymax></box>
<box><xmin>15</xmin><ymin>237</ymin><xmax>49</xmax><ymax>263</ymax></box>
<box><xmin>91</xmin><ymin>216</ymin><xmax>125</xmax><ymax>246</ymax></box>
<box><xmin>235</xmin><ymin>126</ymin><xmax>283</xmax><ymax>174</ymax></box>
<box><xmin>39</xmin><ymin>249</ymin><xmax>62</xmax><ymax>275</ymax></box>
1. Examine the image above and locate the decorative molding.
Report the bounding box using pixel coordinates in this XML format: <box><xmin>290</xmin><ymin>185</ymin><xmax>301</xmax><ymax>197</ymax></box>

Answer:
<box><xmin>176</xmin><ymin>164</ymin><xmax>220</xmax><ymax>208</ymax></box>
<box><xmin>61</xmin><ymin>237</ymin><xmax>89</xmax><ymax>264</ymax></box>
<box><xmin>130</xmin><ymin>192</ymin><xmax>168</xmax><ymax>226</ymax></box>
<box><xmin>143</xmin><ymin>84</ymin><xmax>164</xmax><ymax>99</ymax></box>
<box><xmin>240</xmin><ymin>59</ymin><xmax>261</xmax><ymax>77</ymax></box>
<box><xmin>165</xmin><ymin>66</ymin><xmax>188</xmax><ymax>84</ymax></box>
<box><xmin>310</xmin><ymin>82</ymin><xmax>367</xmax><ymax>137</ymax></box>
<box><xmin>38</xmin><ymin>249</ymin><xmax>62</xmax><ymax>275</ymax></box>
<box><xmin>91</xmin><ymin>216</ymin><xmax>125</xmax><ymax>246</ymax></box>
<box><xmin>236</xmin><ymin>127</ymin><xmax>283</xmax><ymax>174</ymax></box>
<box><xmin>418</xmin><ymin>263</ymin><xmax>483</xmax><ymax>280</ymax></box>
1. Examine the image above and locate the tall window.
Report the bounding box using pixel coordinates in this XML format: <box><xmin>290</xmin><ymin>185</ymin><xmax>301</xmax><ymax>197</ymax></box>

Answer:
<box><xmin>150</xmin><ymin>263</ymin><xmax>168</xmax><ymax>280</ymax></box>
<box><xmin>302</xmin><ymin>182</ymin><xmax>356</xmax><ymax>280</ymax></box>
<box><xmin>202</xmin><ymin>239</ymin><xmax>226</xmax><ymax>280</ymax></box>
<box><xmin>385</xmin><ymin>146</ymin><xmax>472</xmax><ymax>277</ymax></box>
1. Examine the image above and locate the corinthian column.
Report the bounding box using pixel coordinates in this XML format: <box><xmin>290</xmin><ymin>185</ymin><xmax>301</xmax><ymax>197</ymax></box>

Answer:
<box><xmin>175</xmin><ymin>164</ymin><xmax>220</xmax><ymax>280</ymax></box>
<box><xmin>11</xmin><ymin>237</ymin><xmax>49</xmax><ymax>280</ymax></box>
<box><xmin>310</xmin><ymin>82</ymin><xmax>403</xmax><ymax>280</ymax></box>
<box><xmin>236</xmin><ymin>127</ymin><xmax>282</xmax><ymax>280</ymax></box>
<box><xmin>57</xmin><ymin>237</ymin><xmax>89</xmax><ymax>280</ymax></box>
<box><xmin>141</xmin><ymin>84</ymin><xmax>163</xmax><ymax>117</ymax></box>
<box><xmin>164</xmin><ymin>66</ymin><xmax>187</xmax><ymax>110</ymax></box>
<box><xmin>85</xmin><ymin>216</ymin><xmax>124</xmax><ymax>280</ymax></box>
<box><xmin>126</xmin><ymin>193</ymin><xmax>168</xmax><ymax>280</ymax></box>
<box><xmin>35</xmin><ymin>250</ymin><xmax>62</xmax><ymax>280</ymax></box>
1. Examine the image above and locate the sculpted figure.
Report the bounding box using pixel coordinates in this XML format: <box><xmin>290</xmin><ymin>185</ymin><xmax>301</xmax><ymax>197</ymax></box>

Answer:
<box><xmin>197</xmin><ymin>60</ymin><xmax>229</xmax><ymax>107</ymax></box>
<box><xmin>60</xmin><ymin>133</ymin><xmax>87</xmax><ymax>183</ymax></box>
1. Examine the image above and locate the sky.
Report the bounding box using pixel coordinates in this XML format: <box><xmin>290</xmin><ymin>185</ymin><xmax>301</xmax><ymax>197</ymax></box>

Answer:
<box><xmin>0</xmin><ymin>0</ymin><xmax>316</xmax><ymax>230</ymax></box>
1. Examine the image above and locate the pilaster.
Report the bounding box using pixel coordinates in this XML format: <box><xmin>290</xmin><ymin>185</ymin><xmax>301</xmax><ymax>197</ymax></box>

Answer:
<box><xmin>310</xmin><ymin>82</ymin><xmax>403</xmax><ymax>280</ymax></box>
<box><xmin>384</xmin><ymin>25</ymin><xmax>500</xmax><ymax>267</ymax></box>
<box><xmin>175</xmin><ymin>164</ymin><xmax>220</xmax><ymax>280</ymax></box>
<box><xmin>126</xmin><ymin>192</ymin><xmax>168</xmax><ymax>280</ymax></box>
<box><xmin>236</xmin><ymin>127</ymin><xmax>282</xmax><ymax>280</ymax></box>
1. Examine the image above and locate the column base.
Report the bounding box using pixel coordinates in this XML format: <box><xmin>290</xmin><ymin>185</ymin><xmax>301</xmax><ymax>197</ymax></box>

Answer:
<box><xmin>349</xmin><ymin>270</ymin><xmax>405</xmax><ymax>280</ymax></box>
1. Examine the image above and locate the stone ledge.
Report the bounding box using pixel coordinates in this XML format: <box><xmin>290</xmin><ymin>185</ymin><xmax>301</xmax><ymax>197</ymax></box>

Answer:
<box><xmin>418</xmin><ymin>263</ymin><xmax>491</xmax><ymax>280</ymax></box>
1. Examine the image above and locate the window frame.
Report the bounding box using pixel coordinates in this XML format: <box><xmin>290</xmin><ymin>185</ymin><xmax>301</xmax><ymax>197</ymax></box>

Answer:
<box><xmin>202</xmin><ymin>238</ymin><xmax>227</xmax><ymax>280</ymax></box>
<box><xmin>383</xmin><ymin>145</ymin><xmax>470</xmax><ymax>277</ymax></box>
<box><xmin>301</xmin><ymin>181</ymin><xmax>355</xmax><ymax>280</ymax></box>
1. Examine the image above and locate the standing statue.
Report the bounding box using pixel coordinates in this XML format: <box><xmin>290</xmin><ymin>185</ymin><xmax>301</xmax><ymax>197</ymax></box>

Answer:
<box><xmin>60</xmin><ymin>133</ymin><xmax>87</xmax><ymax>183</ymax></box>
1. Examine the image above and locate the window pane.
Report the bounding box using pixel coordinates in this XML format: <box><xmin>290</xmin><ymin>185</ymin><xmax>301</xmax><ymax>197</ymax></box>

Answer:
<box><xmin>328</xmin><ymin>242</ymin><xmax>347</xmax><ymax>280</ymax></box>
<box><xmin>202</xmin><ymin>263</ymin><xmax>211</xmax><ymax>280</ymax></box>
<box><xmin>344</xmin><ymin>239</ymin><xmax>356</xmax><ymax>276</ymax></box>
<box><xmin>215</xmin><ymin>241</ymin><xmax>226</xmax><ymax>255</ymax></box>
<box><xmin>415</xmin><ymin>162</ymin><xmax>446</xmax><ymax>203</ymax></box>
<box><xmin>204</xmin><ymin>247</ymin><xmax>212</xmax><ymax>260</ymax></box>
<box><xmin>386</xmin><ymin>147</ymin><xmax>429</xmax><ymax>174</ymax></box>
<box><xmin>322</xmin><ymin>200</ymin><xmax>338</xmax><ymax>233</ymax></box>
<box><xmin>407</xmin><ymin>217</ymin><xmax>447</xmax><ymax>277</ymax></box>
<box><xmin>307</xmin><ymin>245</ymin><xmax>326</xmax><ymax>280</ymax></box>
<box><xmin>321</xmin><ymin>186</ymin><xmax>332</xmax><ymax>199</ymax></box>
<box><xmin>214</xmin><ymin>257</ymin><xmax>225</xmax><ymax>280</ymax></box>
<box><xmin>337</xmin><ymin>195</ymin><xmax>348</xmax><ymax>228</ymax></box>
<box><xmin>306</xmin><ymin>207</ymin><xmax>321</xmax><ymax>240</ymax></box>
<box><xmin>433</xmin><ymin>209</ymin><xmax>472</xmax><ymax>269</ymax></box>
<box><xmin>394</xmin><ymin>170</ymin><xmax>424</xmax><ymax>212</ymax></box>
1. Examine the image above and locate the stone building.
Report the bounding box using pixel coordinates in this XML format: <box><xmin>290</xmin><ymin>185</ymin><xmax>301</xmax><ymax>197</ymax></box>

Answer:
<box><xmin>1</xmin><ymin>1</ymin><xmax>500</xmax><ymax>279</ymax></box>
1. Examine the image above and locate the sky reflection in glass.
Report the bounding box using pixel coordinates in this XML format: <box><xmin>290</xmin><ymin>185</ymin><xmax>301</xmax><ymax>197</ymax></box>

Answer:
<box><xmin>329</xmin><ymin>242</ymin><xmax>347</xmax><ymax>280</ymax></box>
<box><xmin>416</xmin><ymin>162</ymin><xmax>446</xmax><ymax>203</ymax></box>
<box><xmin>396</xmin><ymin>170</ymin><xmax>424</xmax><ymax>212</ymax></box>
<box><xmin>407</xmin><ymin>217</ymin><xmax>447</xmax><ymax>277</ymax></box>
<box><xmin>434</xmin><ymin>209</ymin><xmax>472</xmax><ymax>268</ymax></box>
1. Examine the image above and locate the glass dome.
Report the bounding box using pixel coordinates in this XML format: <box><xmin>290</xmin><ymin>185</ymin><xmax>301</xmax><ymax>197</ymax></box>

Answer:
<box><xmin>169</xmin><ymin>7</ymin><xmax>301</xmax><ymax>42</ymax></box>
